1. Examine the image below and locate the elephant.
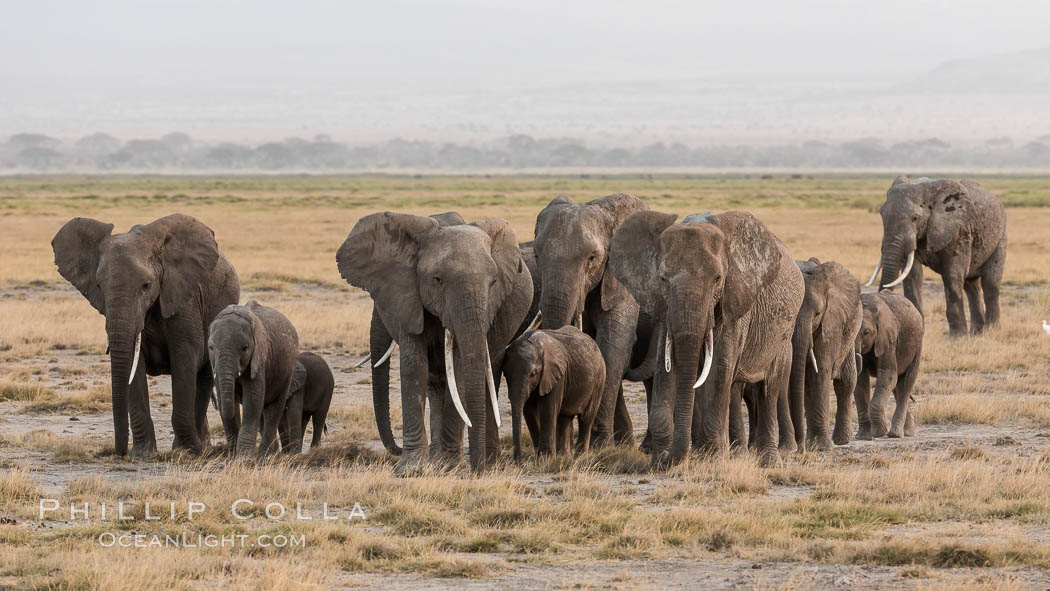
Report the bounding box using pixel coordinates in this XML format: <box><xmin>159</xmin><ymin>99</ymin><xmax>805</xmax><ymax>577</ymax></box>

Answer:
<box><xmin>785</xmin><ymin>258</ymin><xmax>863</xmax><ymax>451</ymax></box>
<box><xmin>502</xmin><ymin>326</ymin><xmax>606</xmax><ymax>459</ymax></box>
<box><xmin>867</xmin><ymin>176</ymin><xmax>1006</xmax><ymax>338</ymax></box>
<box><xmin>532</xmin><ymin>193</ymin><xmax>659</xmax><ymax>449</ymax></box>
<box><xmin>51</xmin><ymin>214</ymin><xmax>239</xmax><ymax>458</ymax></box>
<box><xmin>608</xmin><ymin>210</ymin><xmax>804</xmax><ymax>467</ymax></box>
<box><xmin>208</xmin><ymin>300</ymin><xmax>300</xmax><ymax>459</ymax></box>
<box><xmin>337</xmin><ymin>212</ymin><xmax>533</xmax><ymax>473</ymax></box>
<box><xmin>279</xmin><ymin>352</ymin><xmax>335</xmax><ymax>453</ymax></box>
<box><xmin>855</xmin><ymin>290</ymin><xmax>923</xmax><ymax>439</ymax></box>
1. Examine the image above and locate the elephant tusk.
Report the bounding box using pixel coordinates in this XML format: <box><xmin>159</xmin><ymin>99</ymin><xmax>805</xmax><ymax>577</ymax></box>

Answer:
<box><xmin>526</xmin><ymin>310</ymin><xmax>542</xmax><ymax>332</ymax></box>
<box><xmin>809</xmin><ymin>347</ymin><xmax>819</xmax><ymax>374</ymax></box>
<box><xmin>352</xmin><ymin>354</ymin><xmax>371</xmax><ymax>369</ymax></box>
<box><xmin>864</xmin><ymin>258</ymin><xmax>881</xmax><ymax>287</ymax></box>
<box><xmin>693</xmin><ymin>329</ymin><xmax>714</xmax><ymax>389</ymax></box>
<box><xmin>574</xmin><ymin>312</ymin><xmax>583</xmax><ymax>330</ymax></box>
<box><xmin>373</xmin><ymin>341</ymin><xmax>396</xmax><ymax>368</ymax></box>
<box><xmin>128</xmin><ymin>332</ymin><xmax>141</xmax><ymax>385</ymax></box>
<box><xmin>485</xmin><ymin>346</ymin><xmax>500</xmax><ymax>428</ymax></box>
<box><xmin>444</xmin><ymin>329</ymin><xmax>472</xmax><ymax>428</ymax></box>
<box><xmin>664</xmin><ymin>329</ymin><xmax>672</xmax><ymax>373</ymax></box>
<box><xmin>881</xmin><ymin>251</ymin><xmax>914</xmax><ymax>289</ymax></box>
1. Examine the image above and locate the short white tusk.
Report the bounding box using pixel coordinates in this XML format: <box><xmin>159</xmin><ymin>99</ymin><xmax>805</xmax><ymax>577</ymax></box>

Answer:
<box><xmin>664</xmin><ymin>329</ymin><xmax>672</xmax><ymax>373</ymax></box>
<box><xmin>809</xmin><ymin>347</ymin><xmax>819</xmax><ymax>374</ymax></box>
<box><xmin>526</xmin><ymin>310</ymin><xmax>542</xmax><ymax>332</ymax></box>
<box><xmin>865</xmin><ymin>258</ymin><xmax>882</xmax><ymax>287</ymax></box>
<box><xmin>881</xmin><ymin>251</ymin><xmax>914</xmax><ymax>289</ymax></box>
<box><xmin>128</xmin><ymin>332</ymin><xmax>142</xmax><ymax>384</ymax></box>
<box><xmin>444</xmin><ymin>329</ymin><xmax>472</xmax><ymax>428</ymax></box>
<box><xmin>373</xmin><ymin>341</ymin><xmax>396</xmax><ymax>368</ymax></box>
<box><xmin>485</xmin><ymin>347</ymin><xmax>500</xmax><ymax>428</ymax></box>
<box><xmin>574</xmin><ymin>312</ymin><xmax>583</xmax><ymax>330</ymax></box>
<box><xmin>693</xmin><ymin>329</ymin><xmax>714</xmax><ymax>389</ymax></box>
<box><xmin>352</xmin><ymin>354</ymin><xmax>371</xmax><ymax>369</ymax></box>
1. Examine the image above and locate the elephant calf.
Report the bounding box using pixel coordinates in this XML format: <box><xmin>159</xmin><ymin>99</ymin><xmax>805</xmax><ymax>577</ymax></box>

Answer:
<box><xmin>855</xmin><ymin>291</ymin><xmax>923</xmax><ymax>439</ymax></box>
<box><xmin>279</xmin><ymin>352</ymin><xmax>335</xmax><ymax>453</ymax></box>
<box><xmin>503</xmin><ymin>327</ymin><xmax>606</xmax><ymax>459</ymax></box>
<box><xmin>208</xmin><ymin>301</ymin><xmax>300</xmax><ymax>459</ymax></box>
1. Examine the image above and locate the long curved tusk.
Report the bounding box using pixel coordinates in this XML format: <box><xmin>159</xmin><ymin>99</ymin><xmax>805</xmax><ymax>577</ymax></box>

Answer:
<box><xmin>128</xmin><ymin>332</ymin><xmax>142</xmax><ymax>385</ymax></box>
<box><xmin>693</xmin><ymin>329</ymin><xmax>714</xmax><ymax>389</ymax></box>
<box><xmin>526</xmin><ymin>310</ymin><xmax>542</xmax><ymax>332</ymax></box>
<box><xmin>352</xmin><ymin>354</ymin><xmax>371</xmax><ymax>369</ymax></box>
<box><xmin>485</xmin><ymin>347</ymin><xmax>500</xmax><ymax>428</ymax></box>
<box><xmin>809</xmin><ymin>347</ymin><xmax>819</xmax><ymax>374</ymax></box>
<box><xmin>373</xmin><ymin>341</ymin><xmax>396</xmax><ymax>368</ymax></box>
<box><xmin>444</xmin><ymin>329</ymin><xmax>472</xmax><ymax>428</ymax></box>
<box><xmin>664</xmin><ymin>329</ymin><xmax>672</xmax><ymax>373</ymax></box>
<box><xmin>881</xmin><ymin>250</ymin><xmax>914</xmax><ymax>289</ymax></box>
<box><xmin>865</xmin><ymin>258</ymin><xmax>882</xmax><ymax>287</ymax></box>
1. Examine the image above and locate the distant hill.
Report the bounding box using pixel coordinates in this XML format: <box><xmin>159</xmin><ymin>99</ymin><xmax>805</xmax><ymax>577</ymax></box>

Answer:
<box><xmin>895</xmin><ymin>46</ymin><xmax>1050</xmax><ymax>94</ymax></box>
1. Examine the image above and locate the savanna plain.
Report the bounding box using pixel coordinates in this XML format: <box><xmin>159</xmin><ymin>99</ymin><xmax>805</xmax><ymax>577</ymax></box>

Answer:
<box><xmin>1</xmin><ymin>175</ymin><xmax>1050</xmax><ymax>590</ymax></box>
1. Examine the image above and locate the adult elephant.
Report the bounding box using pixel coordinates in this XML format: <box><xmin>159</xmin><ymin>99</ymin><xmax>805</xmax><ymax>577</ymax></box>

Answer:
<box><xmin>338</xmin><ymin>212</ymin><xmax>532</xmax><ymax>473</ymax></box>
<box><xmin>52</xmin><ymin>214</ymin><xmax>240</xmax><ymax>457</ymax></box>
<box><xmin>868</xmin><ymin>176</ymin><xmax>1006</xmax><ymax>338</ymax></box>
<box><xmin>786</xmin><ymin>258</ymin><xmax>862</xmax><ymax>452</ymax></box>
<box><xmin>532</xmin><ymin>193</ymin><xmax>653</xmax><ymax>448</ymax></box>
<box><xmin>609</xmin><ymin>211</ymin><xmax>804</xmax><ymax>467</ymax></box>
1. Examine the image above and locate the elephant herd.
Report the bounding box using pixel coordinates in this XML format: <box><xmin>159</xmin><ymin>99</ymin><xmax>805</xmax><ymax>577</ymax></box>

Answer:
<box><xmin>50</xmin><ymin>176</ymin><xmax>1006</xmax><ymax>472</ymax></box>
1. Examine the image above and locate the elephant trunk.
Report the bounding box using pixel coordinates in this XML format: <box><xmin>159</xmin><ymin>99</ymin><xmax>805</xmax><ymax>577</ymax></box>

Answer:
<box><xmin>451</xmin><ymin>303</ymin><xmax>491</xmax><ymax>472</ymax></box>
<box><xmin>215</xmin><ymin>352</ymin><xmax>240</xmax><ymax>452</ymax></box>
<box><xmin>508</xmin><ymin>375</ymin><xmax>526</xmax><ymax>460</ymax></box>
<box><xmin>789</xmin><ymin>312</ymin><xmax>812</xmax><ymax>449</ymax></box>
<box><xmin>878</xmin><ymin>234</ymin><xmax>915</xmax><ymax>290</ymax></box>
<box><xmin>667</xmin><ymin>292</ymin><xmax>708</xmax><ymax>463</ymax></box>
<box><xmin>538</xmin><ymin>268</ymin><xmax>583</xmax><ymax>330</ymax></box>
<box><xmin>105</xmin><ymin>321</ymin><xmax>136</xmax><ymax>456</ymax></box>
<box><xmin>369</xmin><ymin>312</ymin><xmax>401</xmax><ymax>456</ymax></box>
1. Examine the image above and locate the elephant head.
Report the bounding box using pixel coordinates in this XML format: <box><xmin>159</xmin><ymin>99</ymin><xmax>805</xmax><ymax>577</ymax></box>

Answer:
<box><xmin>337</xmin><ymin>212</ymin><xmax>521</xmax><ymax>470</ymax></box>
<box><xmin>871</xmin><ymin>176</ymin><xmax>976</xmax><ymax>289</ymax></box>
<box><xmin>791</xmin><ymin>258</ymin><xmax>862</xmax><ymax>449</ymax></box>
<box><xmin>609</xmin><ymin>210</ymin><xmax>784</xmax><ymax>463</ymax></box>
<box><xmin>502</xmin><ymin>330</ymin><xmax>568</xmax><ymax>459</ymax></box>
<box><xmin>52</xmin><ymin>214</ymin><xmax>220</xmax><ymax>455</ymax></box>
<box><xmin>532</xmin><ymin>193</ymin><xmax>647</xmax><ymax>328</ymax></box>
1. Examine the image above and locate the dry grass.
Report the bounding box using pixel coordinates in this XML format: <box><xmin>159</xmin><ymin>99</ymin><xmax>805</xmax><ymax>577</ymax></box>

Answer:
<box><xmin>1</xmin><ymin>175</ymin><xmax>1050</xmax><ymax>588</ymax></box>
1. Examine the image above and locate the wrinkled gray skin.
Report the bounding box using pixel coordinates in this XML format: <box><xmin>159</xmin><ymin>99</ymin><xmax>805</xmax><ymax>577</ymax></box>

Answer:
<box><xmin>279</xmin><ymin>352</ymin><xmax>334</xmax><ymax>453</ymax></box>
<box><xmin>52</xmin><ymin>214</ymin><xmax>239</xmax><ymax>458</ymax></box>
<box><xmin>502</xmin><ymin>327</ymin><xmax>606</xmax><ymax>459</ymax></box>
<box><xmin>208</xmin><ymin>301</ymin><xmax>300</xmax><ymax>460</ymax></box>
<box><xmin>785</xmin><ymin>258</ymin><xmax>862</xmax><ymax>451</ymax></box>
<box><xmin>609</xmin><ymin>210</ymin><xmax>804</xmax><ymax>467</ymax></box>
<box><xmin>533</xmin><ymin>193</ymin><xmax>656</xmax><ymax>449</ymax></box>
<box><xmin>339</xmin><ymin>213</ymin><xmax>532</xmax><ymax>473</ymax></box>
<box><xmin>875</xmin><ymin>176</ymin><xmax>1006</xmax><ymax>338</ymax></box>
<box><xmin>855</xmin><ymin>291</ymin><xmax>923</xmax><ymax>439</ymax></box>
<box><xmin>368</xmin><ymin>212</ymin><xmax>466</xmax><ymax>457</ymax></box>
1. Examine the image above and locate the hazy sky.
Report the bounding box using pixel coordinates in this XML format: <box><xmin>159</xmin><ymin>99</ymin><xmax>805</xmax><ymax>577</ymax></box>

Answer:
<box><xmin>5</xmin><ymin>0</ymin><xmax>1049</xmax><ymax>88</ymax></box>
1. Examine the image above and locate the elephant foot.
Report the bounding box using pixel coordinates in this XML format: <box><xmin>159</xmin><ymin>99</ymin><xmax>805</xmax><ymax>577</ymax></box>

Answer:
<box><xmin>904</xmin><ymin>413</ymin><xmax>917</xmax><ymax>437</ymax></box>
<box><xmin>778</xmin><ymin>437</ymin><xmax>798</xmax><ymax>453</ymax></box>
<box><xmin>652</xmin><ymin>450</ymin><xmax>673</xmax><ymax>470</ymax></box>
<box><xmin>887</xmin><ymin>424</ymin><xmax>904</xmax><ymax>438</ymax></box>
<box><xmin>639</xmin><ymin>433</ymin><xmax>652</xmax><ymax>455</ymax></box>
<box><xmin>394</xmin><ymin>452</ymin><xmax>429</xmax><ymax>477</ymax></box>
<box><xmin>807</xmin><ymin>435</ymin><xmax>835</xmax><ymax>452</ymax></box>
<box><xmin>590</xmin><ymin>432</ymin><xmax>614</xmax><ymax>450</ymax></box>
<box><xmin>757</xmin><ymin>448</ymin><xmax>780</xmax><ymax>468</ymax></box>
<box><xmin>130</xmin><ymin>441</ymin><xmax>157</xmax><ymax>460</ymax></box>
<box><xmin>832</xmin><ymin>429</ymin><xmax>851</xmax><ymax>446</ymax></box>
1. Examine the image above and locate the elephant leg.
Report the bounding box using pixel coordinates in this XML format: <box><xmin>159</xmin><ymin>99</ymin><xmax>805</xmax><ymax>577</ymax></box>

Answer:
<box><xmin>537</xmin><ymin>389</ymin><xmax>559</xmax><ymax>456</ymax></box>
<box><xmin>311</xmin><ymin>408</ymin><xmax>329</xmax><ymax>449</ymax></box>
<box><xmin>257</xmin><ymin>399</ymin><xmax>285</xmax><ymax>459</ymax></box>
<box><xmin>853</xmin><ymin>369</ymin><xmax>873</xmax><ymax>440</ymax></box>
<box><xmin>767</xmin><ymin>350</ymin><xmax>792</xmax><ymax>457</ymax></box>
<box><xmin>278</xmin><ymin>412</ymin><xmax>291</xmax><ymax>452</ymax></box>
<box><xmin>577</xmin><ymin>404</ymin><xmax>598</xmax><ymax>455</ymax></box>
<box><xmin>964</xmin><ymin>277</ymin><xmax>985</xmax><ymax>335</ymax></box>
<box><xmin>888</xmin><ymin>361</ymin><xmax>920</xmax><ymax>438</ymax></box>
<box><xmin>904</xmin><ymin>410</ymin><xmax>916</xmax><ymax>437</ymax></box>
<box><xmin>776</xmin><ymin>374</ymin><xmax>797</xmax><ymax>452</ymax></box>
<box><xmin>427</xmin><ymin>381</ymin><xmax>444</xmax><ymax>458</ymax></box>
<box><xmin>753</xmin><ymin>380</ymin><xmax>779</xmax><ymax>467</ymax></box>
<box><xmin>593</xmin><ymin>304</ymin><xmax>639</xmax><ymax>448</ymax></box>
<box><xmin>942</xmin><ymin>265</ymin><xmax>968</xmax><ymax>338</ymax></box>
<box><xmin>485</xmin><ymin>397</ymin><xmax>500</xmax><ymax>463</ymax></box>
<box><xmin>634</xmin><ymin>380</ymin><xmax>651</xmax><ymax>453</ymax></box>
<box><xmin>194</xmin><ymin>371</ymin><xmax>213</xmax><ymax>450</ymax></box>
<box><xmin>439</xmin><ymin>384</ymin><xmax>465</xmax><ymax>460</ymax></box>
<box><xmin>903</xmin><ymin>257</ymin><xmax>925</xmax><ymax>319</ymax></box>
<box><xmin>128</xmin><ymin>355</ymin><xmax>157</xmax><ymax>458</ymax></box>
<box><xmin>693</xmin><ymin>382</ymin><xmax>707</xmax><ymax>450</ymax></box>
<box><xmin>980</xmin><ymin>241</ymin><xmax>1005</xmax><ymax>329</ymax></box>
<box><xmin>556</xmin><ymin>415</ymin><xmax>573</xmax><ymax>455</ymax></box>
<box><xmin>395</xmin><ymin>335</ymin><xmax>429</xmax><ymax>475</ymax></box>
<box><xmin>284</xmin><ymin>394</ymin><xmax>303</xmax><ymax>454</ymax></box>
<box><xmin>832</xmin><ymin>354</ymin><xmax>858</xmax><ymax>445</ymax></box>
<box><xmin>729</xmin><ymin>382</ymin><xmax>748</xmax><ymax>450</ymax></box>
<box><xmin>869</xmin><ymin>362</ymin><xmax>899</xmax><ymax>438</ymax></box>
<box><xmin>169</xmin><ymin>349</ymin><xmax>203</xmax><ymax>454</ymax></box>
<box><xmin>523</xmin><ymin>396</ymin><xmax>541</xmax><ymax>456</ymax></box>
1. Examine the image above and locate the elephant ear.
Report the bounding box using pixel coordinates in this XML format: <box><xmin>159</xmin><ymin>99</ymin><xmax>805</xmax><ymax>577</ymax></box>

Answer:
<box><xmin>608</xmin><ymin>211</ymin><xmax>678</xmax><ymax>315</ymax></box>
<box><xmin>431</xmin><ymin>211</ymin><xmax>465</xmax><ymax>226</ymax></box>
<box><xmin>873</xmin><ymin>298</ymin><xmax>899</xmax><ymax>359</ymax></box>
<box><xmin>287</xmin><ymin>359</ymin><xmax>308</xmax><ymax>397</ymax></box>
<box><xmin>818</xmin><ymin>262</ymin><xmax>863</xmax><ymax>353</ymax></box>
<box><xmin>52</xmin><ymin>217</ymin><xmax>114</xmax><ymax>314</ymax></box>
<box><xmin>337</xmin><ymin>212</ymin><xmax>438</xmax><ymax>336</ymax></box>
<box><xmin>470</xmin><ymin>218</ymin><xmax>522</xmax><ymax>311</ymax></box>
<box><xmin>246</xmin><ymin>304</ymin><xmax>270</xmax><ymax>381</ymax></box>
<box><xmin>926</xmin><ymin>180</ymin><xmax>973</xmax><ymax>253</ymax></box>
<box><xmin>713</xmin><ymin>211</ymin><xmax>784</xmax><ymax>321</ymax></box>
<box><xmin>535</xmin><ymin>332</ymin><xmax>568</xmax><ymax>397</ymax></box>
<box><xmin>141</xmin><ymin>214</ymin><xmax>220</xmax><ymax>319</ymax></box>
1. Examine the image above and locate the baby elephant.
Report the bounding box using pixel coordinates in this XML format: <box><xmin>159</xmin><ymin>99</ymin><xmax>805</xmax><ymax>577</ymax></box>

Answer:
<box><xmin>208</xmin><ymin>300</ymin><xmax>299</xmax><ymax>459</ymax></box>
<box><xmin>279</xmin><ymin>352</ymin><xmax>335</xmax><ymax>453</ymax></box>
<box><xmin>855</xmin><ymin>290</ymin><xmax>923</xmax><ymax>439</ymax></box>
<box><xmin>502</xmin><ymin>326</ymin><xmax>605</xmax><ymax>459</ymax></box>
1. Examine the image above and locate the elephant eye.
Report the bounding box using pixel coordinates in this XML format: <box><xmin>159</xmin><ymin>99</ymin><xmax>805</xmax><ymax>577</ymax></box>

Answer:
<box><xmin>433</xmin><ymin>276</ymin><xmax>442</xmax><ymax>285</ymax></box>
<box><xmin>142</xmin><ymin>281</ymin><xmax>151</xmax><ymax>291</ymax></box>
<box><xmin>242</xmin><ymin>344</ymin><xmax>249</xmax><ymax>352</ymax></box>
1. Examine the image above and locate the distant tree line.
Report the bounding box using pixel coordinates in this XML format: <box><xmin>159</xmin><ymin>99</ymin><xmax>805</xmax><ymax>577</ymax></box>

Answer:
<box><xmin>3</xmin><ymin>132</ymin><xmax>1050</xmax><ymax>171</ymax></box>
